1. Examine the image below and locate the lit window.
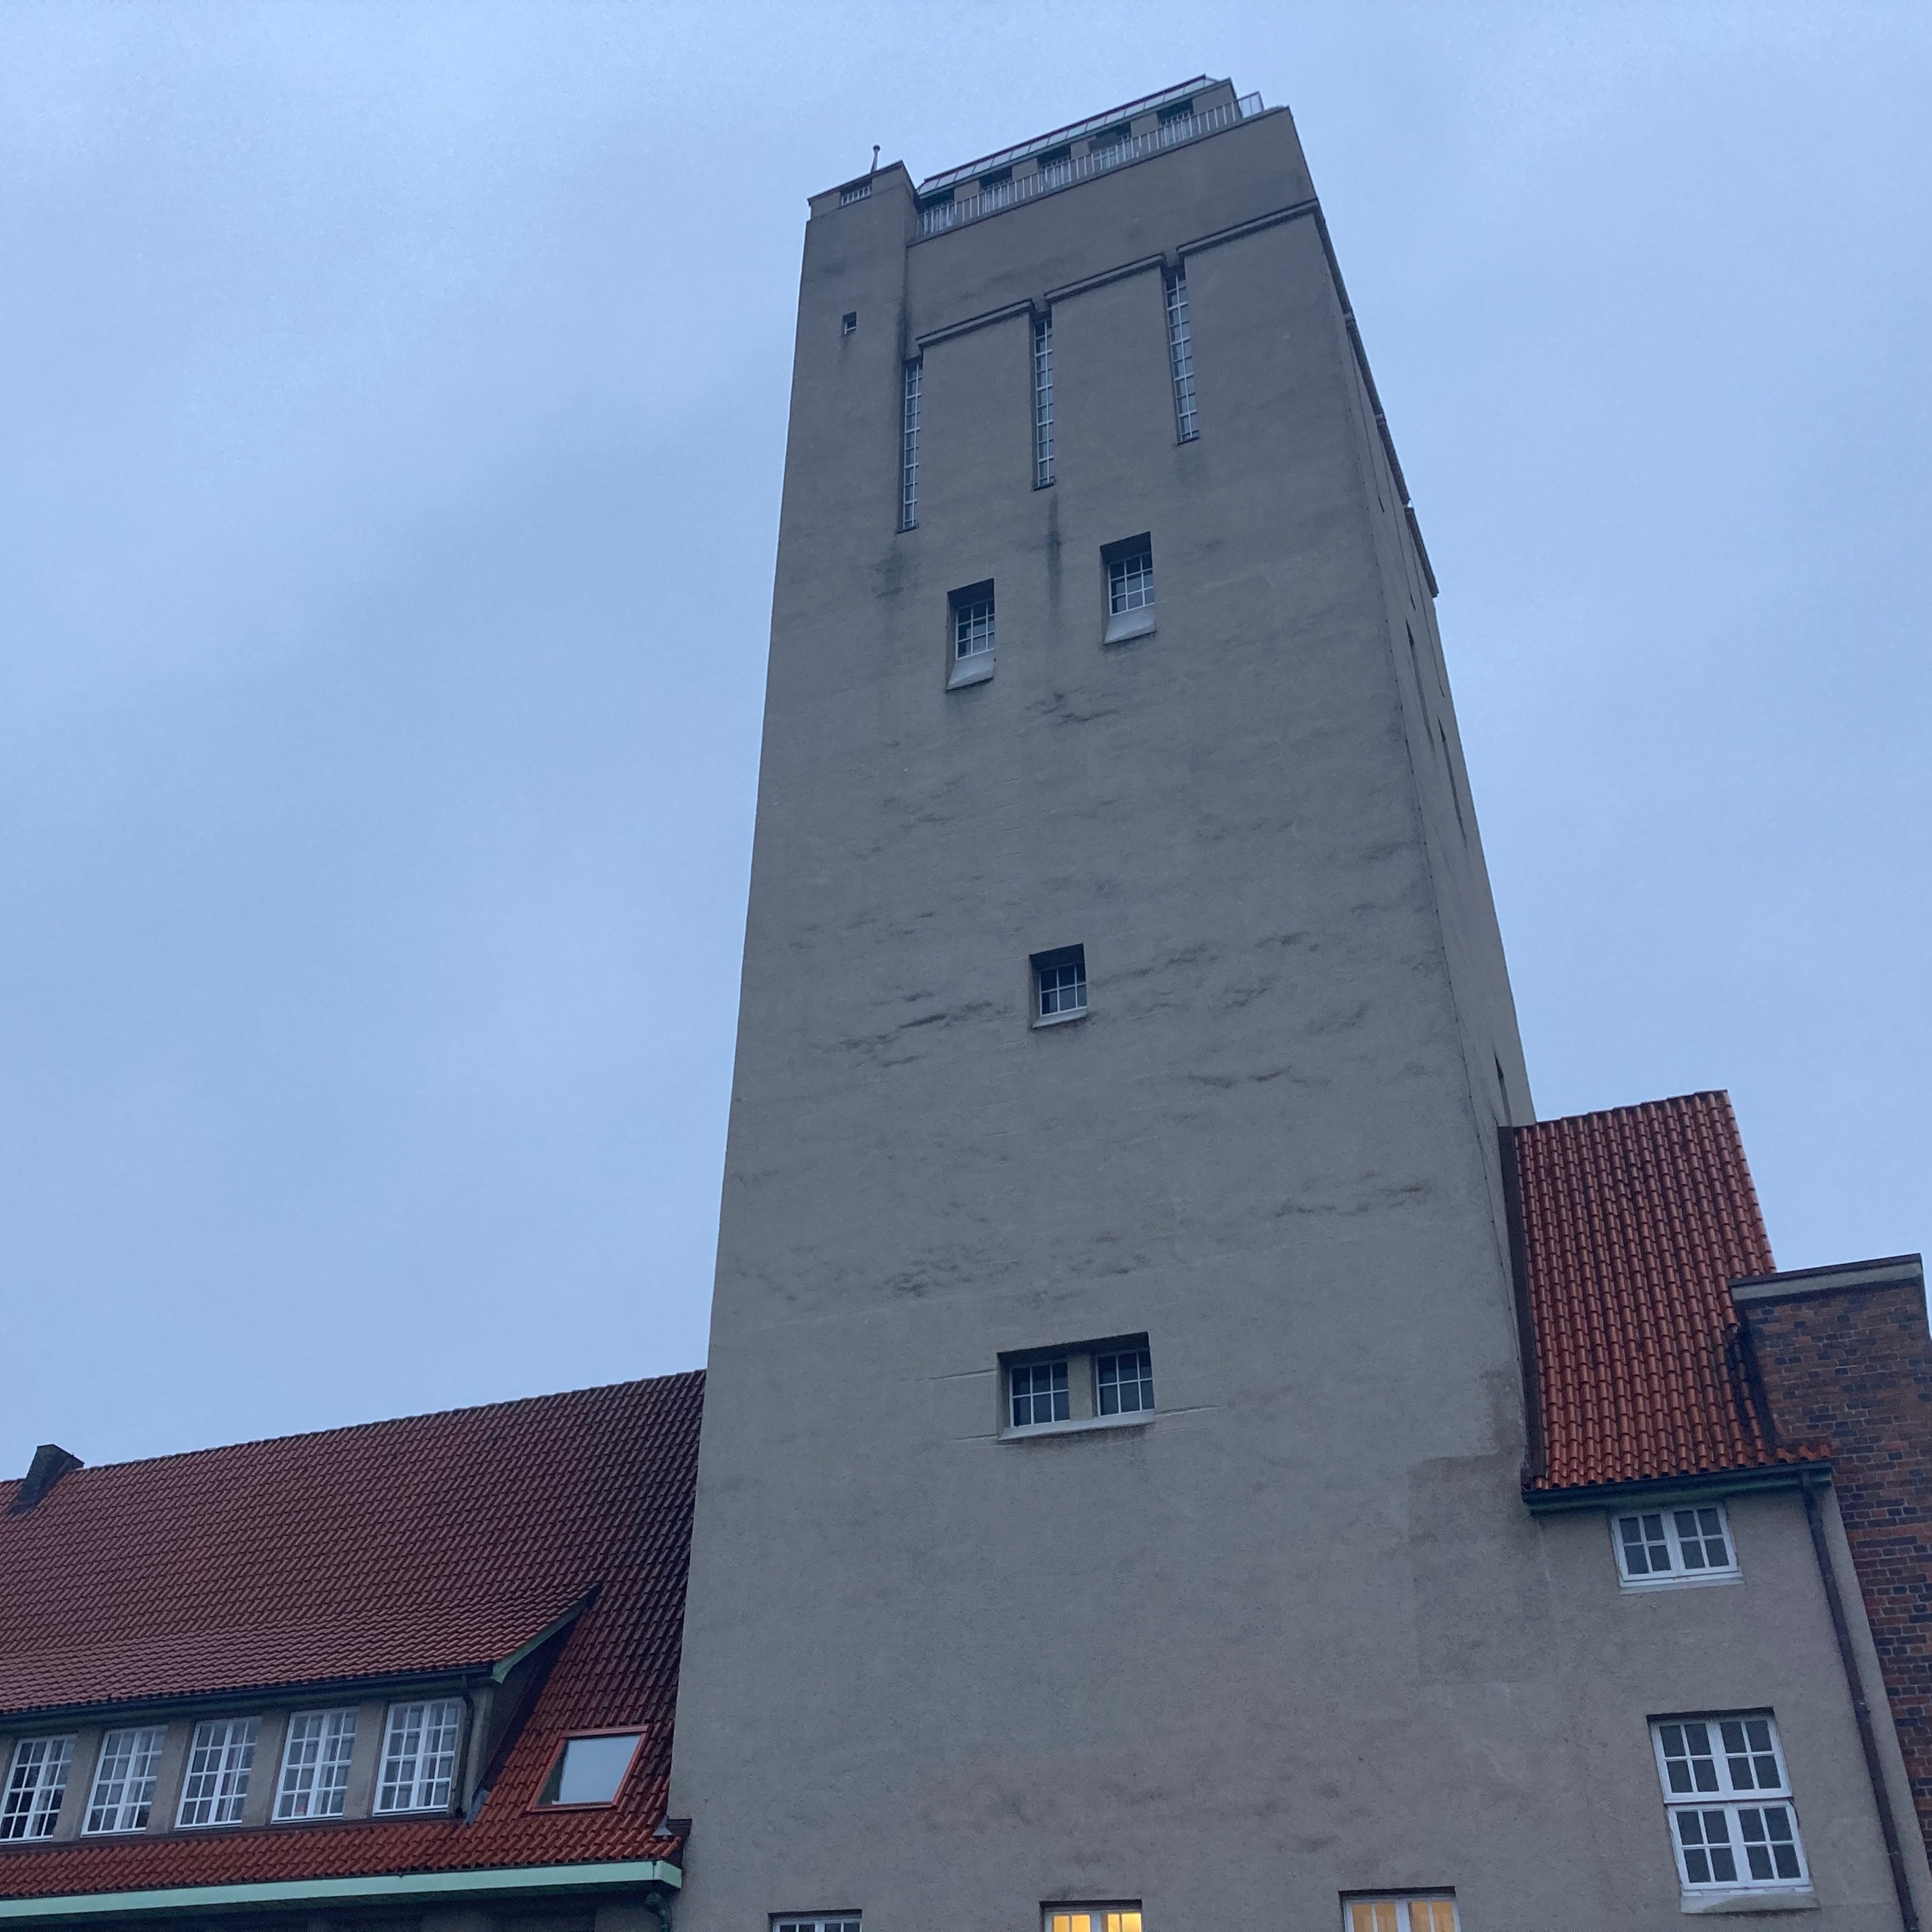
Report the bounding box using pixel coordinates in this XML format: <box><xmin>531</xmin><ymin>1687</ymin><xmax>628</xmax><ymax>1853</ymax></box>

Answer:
<box><xmin>1346</xmin><ymin>1901</ymin><xmax>1457</xmax><ymax>1932</ymax></box>
<box><xmin>1032</xmin><ymin>945</ymin><xmax>1087</xmax><ymax>1023</ymax></box>
<box><xmin>177</xmin><ymin>1716</ymin><xmax>258</xmax><ymax>1827</ymax></box>
<box><xmin>1033</xmin><ymin>311</ymin><xmax>1055</xmax><ymax>488</ymax></box>
<box><xmin>952</xmin><ymin>584</ymin><xmax>995</xmax><ymax>661</ymax></box>
<box><xmin>1613</xmin><ymin>1504</ymin><xmax>1737</xmax><ymax>1586</ymax></box>
<box><xmin>900</xmin><ymin>359</ymin><xmax>922</xmax><ymax>531</ymax></box>
<box><xmin>375</xmin><ymin>1699</ymin><xmax>463</xmax><ymax>1814</ymax></box>
<box><xmin>1652</xmin><ymin>1715</ymin><xmax>1808</xmax><ymax>1893</ymax></box>
<box><xmin>1</xmin><ymin>1737</ymin><xmax>73</xmax><ymax>1841</ymax></box>
<box><xmin>1046</xmin><ymin>1907</ymin><xmax>1141</xmax><ymax>1932</ymax></box>
<box><xmin>275</xmin><ymin>1709</ymin><xmax>358</xmax><ymax>1820</ymax></box>
<box><xmin>1097</xmin><ymin>1348</ymin><xmax>1154</xmax><ymax>1416</ymax></box>
<box><xmin>1010</xmin><ymin>1361</ymin><xmax>1070</xmax><ymax>1429</ymax></box>
<box><xmin>1164</xmin><ymin>269</ymin><xmax>1198</xmax><ymax>441</ymax></box>
<box><xmin>84</xmin><ymin>1726</ymin><xmax>165</xmax><ymax>1834</ymax></box>
<box><xmin>538</xmin><ymin>1732</ymin><xmax>644</xmax><ymax>1807</ymax></box>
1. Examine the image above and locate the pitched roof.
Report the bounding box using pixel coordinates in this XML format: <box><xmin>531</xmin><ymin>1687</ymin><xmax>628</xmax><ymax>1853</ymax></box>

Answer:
<box><xmin>0</xmin><ymin>1373</ymin><xmax>702</xmax><ymax>1900</ymax></box>
<box><xmin>1511</xmin><ymin>1091</ymin><xmax>1826</xmax><ymax>1495</ymax></box>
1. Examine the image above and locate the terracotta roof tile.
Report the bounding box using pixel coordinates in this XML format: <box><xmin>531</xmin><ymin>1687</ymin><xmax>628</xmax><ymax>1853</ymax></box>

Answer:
<box><xmin>0</xmin><ymin>1372</ymin><xmax>701</xmax><ymax>1900</ymax></box>
<box><xmin>1511</xmin><ymin>1092</ymin><xmax>1825</xmax><ymax>1494</ymax></box>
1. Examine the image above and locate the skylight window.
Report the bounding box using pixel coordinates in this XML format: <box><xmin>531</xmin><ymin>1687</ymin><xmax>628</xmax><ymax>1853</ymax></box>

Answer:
<box><xmin>537</xmin><ymin>1731</ymin><xmax>644</xmax><ymax>1807</ymax></box>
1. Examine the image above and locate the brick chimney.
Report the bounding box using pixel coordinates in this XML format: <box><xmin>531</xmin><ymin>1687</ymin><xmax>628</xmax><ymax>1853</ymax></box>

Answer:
<box><xmin>1732</xmin><ymin>1254</ymin><xmax>1932</xmax><ymax>1853</ymax></box>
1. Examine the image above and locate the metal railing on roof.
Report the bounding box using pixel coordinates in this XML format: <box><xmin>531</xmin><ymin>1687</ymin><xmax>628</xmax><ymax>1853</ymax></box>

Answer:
<box><xmin>919</xmin><ymin>94</ymin><xmax>1263</xmax><ymax>238</ymax></box>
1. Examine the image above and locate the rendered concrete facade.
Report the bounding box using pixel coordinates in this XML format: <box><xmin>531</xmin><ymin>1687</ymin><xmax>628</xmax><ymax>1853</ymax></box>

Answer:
<box><xmin>669</xmin><ymin>86</ymin><xmax>1925</xmax><ymax>1930</ymax></box>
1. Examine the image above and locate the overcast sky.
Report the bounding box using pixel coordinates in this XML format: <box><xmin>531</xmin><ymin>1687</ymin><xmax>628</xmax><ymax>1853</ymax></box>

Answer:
<box><xmin>4</xmin><ymin>2</ymin><xmax>1927</xmax><ymax>1472</ymax></box>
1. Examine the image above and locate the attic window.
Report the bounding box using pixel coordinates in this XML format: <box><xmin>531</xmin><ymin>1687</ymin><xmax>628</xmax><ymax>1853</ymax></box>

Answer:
<box><xmin>537</xmin><ymin>1731</ymin><xmax>644</xmax><ymax>1807</ymax></box>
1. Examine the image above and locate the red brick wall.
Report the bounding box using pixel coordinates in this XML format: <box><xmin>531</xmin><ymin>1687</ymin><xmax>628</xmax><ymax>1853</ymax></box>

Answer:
<box><xmin>1739</xmin><ymin>1275</ymin><xmax>1932</xmax><ymax>1852</ymax></box>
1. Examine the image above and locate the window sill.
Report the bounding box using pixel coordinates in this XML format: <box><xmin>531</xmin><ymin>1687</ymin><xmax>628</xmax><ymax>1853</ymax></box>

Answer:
<box><xmin>1032</xmin><ymin>1008</ymin><xmax>1087</xmax><ymax>1029</ymax></box>
<box><xmin>1000</xmin><ymin>1411</ymin><xmax>1152</xmax><ymax>1443</ymax></box>
<box><xmin>1681</xmin><ymin>1890</ymin><xmax>1817</xmax><ymax>1915</ymax></box>
<box><xmin>1104</xmin><ymin>608</ymin><xmax>1155</xmax><ymax>645</ymax></box>
<box><xmin>1620</xmin><ymin>1571</ymin><xmax>1743</xmax><ymax>1593</ymax></box>
<box><xmin>947</xmin><ymin>653</ymin><xmax>995</xmax><ymax>690</ymax></box>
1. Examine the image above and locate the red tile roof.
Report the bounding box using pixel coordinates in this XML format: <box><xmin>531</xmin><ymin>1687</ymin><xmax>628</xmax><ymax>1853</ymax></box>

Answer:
<box><xmin>0</xmin><ymin>1373</ymin><xmax>701</xmax><ymax>1899</ymax></box>
<box><xmin>1511</xmin><ymin>1092</ymin><xmax>1826</xmax><ymax>1495</ymax></box>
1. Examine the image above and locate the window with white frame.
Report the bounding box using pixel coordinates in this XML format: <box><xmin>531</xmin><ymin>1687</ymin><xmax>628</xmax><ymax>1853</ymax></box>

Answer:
<box><xmin>774</xmin><ymin>1918</ymin><xmax>860</xmax><ymax>1932</ymax></box>
<box><xmin>1045</xmin><ymin>1906</ymin><xmax>1141</xmax><ymax>1932</ymax></box>
<box><xmin>1614</xmin><ymin>1503</ymin><xmax>1737</xmax><ymax>1586</ymax></box>
<box><xmin>1345</xmin><ymin>1900</ymin><xmax>1456</xmax><ymax>1932</ymax></box>
<box><xmin>275</xmin><ymin>1708</ymin><xmax>358</xmax><ymax>1820</ymax></box>
<box><xmin>1010</xmin><ymin>1359</ymin><xmax>1069</xmax><ymax>1429</ymax></box>
<box><xmin>0</xmin><ymin>1737</ymin><xmax>73</xmax><ymax>1841</ymax></box>
<box><xmin>84</xmin><ymin>1726</ymin><xmax>166</xmax><ymax>1834</ymax></box>
<box><xmin>899</xmin><ymin>358</ymin><xmax>922</xmax><ymax>530</ymax></box>
<box><xmin>1107</xmin><ymin>540</ymin><xmax>1154</xmax><ymax>617</ymax></box>
<box><xmin>1097</xmin><ymin>1346</ymin><xmax>1154</xmax><ymax>1416</ymax></box>
<box><xmin>177</xmin><ymin>1715</ymin><xmax>258</xmax><ymax>1827</ymax></box>
<box><xmin>1032</xmin><ymin>945</ymin><xmax>1087</xmax><ymax>1023</ymax></box>
<box><xmin>838</xmin><ymin>180</ymin><xmax>871</xmax><ymax>206</ymax></box>
<box><xmin>1033</xmin><ymin>310</ymin><xmax>1055</xmax><ymax>487</ymax></box>
<box><xmin>1651</xmin><ymin>1715</ymin><xmax>1808</xmax><ymax>1893</ymax></box>
<box><xmin>1004</xmin><ymin>1337</ymin><xmax>1155</xmax><ymax>1435</ymax></box>
<box><xmin>1164</xmin><ymin>268</ymin><xmax>1198</xmax><ymax>441</ymax></box>
<box><xmin>375</xmin><ymin>1699</ymin><xmax>462</xmax><ymax>1813</ymax></box>
<box><xmin>952</xmin><ymin>583</ymin><xmax>995</xmax><ymax>662</ymax></box>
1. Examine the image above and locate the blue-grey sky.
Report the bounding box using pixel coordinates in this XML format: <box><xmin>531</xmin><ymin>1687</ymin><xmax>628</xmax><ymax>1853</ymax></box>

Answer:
<box><xmin>4</xmin><ymin>3</ymin><xmax>1927</xmax><ymax>1474</ymax></box>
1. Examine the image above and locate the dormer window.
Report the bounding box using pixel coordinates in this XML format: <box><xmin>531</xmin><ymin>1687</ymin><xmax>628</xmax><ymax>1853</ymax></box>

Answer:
<box><xmin>536</xmin><ymin>1730</ymin><xmax>645</xmax><ymax>1807</ymax></box>
<box><xmin>276</xmin><ymin>1708</ymin><xmax>358</xmax><ymax>1820</ymax></box>
<box><xmin>1</xmin><ymin>1737</ymin><xmax>72</xmax><ymax>1840</ymax></box>
<box><xmin>375</xmin><ymin>1699</ymin><xmax>463</xmax><ymax>1813</ymax></box>
<box><xmin>177</xmin><ymin>1716</ymin><xmax>258</xmax><ymax>1827</ymax></box>
<box><xmin>84</xmin><ymin>1726</ymin><xmax>165</xmax><ymax>1834</ymax></box>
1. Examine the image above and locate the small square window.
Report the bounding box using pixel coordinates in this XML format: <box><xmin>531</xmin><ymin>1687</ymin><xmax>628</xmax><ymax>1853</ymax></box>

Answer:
<box><xmin>1031</xmin><ymin>945</ymin><xmax>1087</xmax><ymax>1024</ymax></box>
<box><xmin>537</xmin><ymin>1731</ymin><xmax>643</xmax><ymax>1807</ymax></box>
<box><xmin>1344</xmin><ymin>1901</ymin><xmax>1457</xmax><ymax>1932</ymax></box>
<box><xmin>1612</xmin><ymin>1502</ymin><xmax>1738</xmax><ymax>1587</ymax></box>
<box><xmin>1010</xmin><ymin>1360</ymin><xmax>1069</xmax><ymax>1429</ymax></box>
<box><xmin>1651</xmin><ymin>1713</ymin><xmax>1808</xmax><ymax>1894</ymax></box>
<box><xmin>1097</xmin><ymin>1347</ymin><xmax>1154</xmax><ymax>1416</ymax></box>
<box><xmin>1102</xmin><ymin>537</ymin><xmax>1155</xmax><ymax>643</ymax></box>
<box><xmin>841</xmin><ymin>311</ymin><xmax>858</xmax><ymax>336</ymax></box>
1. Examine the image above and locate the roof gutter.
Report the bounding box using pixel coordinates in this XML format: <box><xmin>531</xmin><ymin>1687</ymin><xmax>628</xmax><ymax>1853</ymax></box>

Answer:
<box><xmin>1521</xmin><ymin>1462</ymin><xmax>1827</xmax><ymax>1515</ymax></box>
<box><xmin>0</xmin><ymin>1860</ymin><xmax>681</xmax><ymax>1923</ymax></box>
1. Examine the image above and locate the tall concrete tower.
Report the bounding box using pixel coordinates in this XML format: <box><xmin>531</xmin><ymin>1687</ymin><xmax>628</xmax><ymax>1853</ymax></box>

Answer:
<box><xmin>667</xmin><ymin>78</ymin><xmax>1914</xmax><ymax>1932</ymax></box>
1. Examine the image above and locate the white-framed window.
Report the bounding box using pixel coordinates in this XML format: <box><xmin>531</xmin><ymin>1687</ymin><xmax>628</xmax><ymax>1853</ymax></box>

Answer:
<box><xmin>176</xmin><ymin>1715</ymin><xmax>258</xmax><ymax>1827</ymax></box>
<box><xmin>275</xmin><ymin>1708</ymin><xmax>358</xmax><ymax>1820</ymax></box>
<box><xmin>375</xmin><ymin>1699</ymin><xmax>462</xmax><ymax>1813</ymax></box>
<box><xmin>1</xmin><ymin>1737</ymin><xmax>73</xmax><ymax>1841</ymax></box>
<box><xmin>1032</xmin><ymin>945</ymin><xmax>1088</xmax><ymax>1023</ymax></box>
<box><xmin>1033</xmin><ymin>310</ymin><xmax>1055</xmax><ymax>487</ymax></box>
<box><xmin>1046</xmin><ymin>1906</ymin><xmax>1141</xmax><ymax>1932</ymax></box>
<box><xmin>1097</xmin><ymin>1347</ymin><xmax>1154</xmax><ymax>1416</ymax></box>
<box><xmin>1652</xmin><ymin>1714</ymin><xmax>1808</xmax><ymax>1893</ymax></box>
<box><xmin>1345</xmin><ymin>1900</ymin><xmax>1456</xmax><ymax>1932</ymax></box>
<box><xmin>774</xmin><ymin>1918</ymin><xmax>860</xmax><ymax>1932</ymax></box>
<box><xmin>900</xmin><ymin>358</ymin><xmax>922</xmax><ymax>531</ymax></box>
<box><xmin>1108</xmin><ymin>540</ymin><xmax>1154</xmax><ymax>617</ymax></box>
<box><xmin>537</xmin><ymin>1730</ymin><xmax>643</xmax><ymax>1807</ymax></box>
<box><xmin>838</xmin><ymin>180</ymin><xmax>871</xmax><ymax>206</ymax></box>
<box><xmin>1011</xmin><ymin>1359</ymin><xmax>1070</xmax><ymax>1429</ymax></box>
<box><xmin>1614</xmin><ymin>1503</ymin><xmax>1738</xmax><ymax>1586</ymax></box>
<box><xmin>952</xmin><ymin>583</ymin><xmax>995</xmax><ymax>662</ymax></box>
<box><xmin>84</xmin><ymin>1726</ymin><xmax>166</xmax><ymax>1834</ymax></box>
<box><xmin>1164</xmin><ymin>268</ymin><xmax>1198</xmax><ymax>441</ymax></box>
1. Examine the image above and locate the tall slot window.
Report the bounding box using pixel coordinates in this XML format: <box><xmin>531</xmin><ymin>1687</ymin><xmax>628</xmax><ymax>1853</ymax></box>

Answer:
<box><xmin>1652</xmin><ymin>1715</ymin><xmax>1809</xmax><ymax>1894</ymax></box>
<box><xmin>276</xmin><ymin>1709</ymin><xmax>358</xmax><ymax>1820</ymax></box>
<box><xmin>1164</xmin><ymin>267</ymin><xmax>1198</xmax><ymax>441</ymax></box>
<box><xmin>375</xmin><ymin>1699</ymin><xmax>462</xmax><ymax>1814</ymax></box>
<box><xmin>900</xmin><ymin>358</ymin><xmax>923</xmax><ymax>530</ymax></box>
<box><xmin>84</xmin><ymin>1727</ymin><xmax>165</xmax><ymax>1834</ymax></box>
<box><xmin>1032</xmin><ymin>310</ymin><xmax>1055</xmax><ymax>487</ymax></box>
<box><xmin>1</xmin><ymin>1737</ymin><xmax>73</xmax><ymax>1840</ymax></box>
<box><xmin>177</xmin><ymin>1716</ymin><xmax>258</xmax><ymax>1827</ymax></box>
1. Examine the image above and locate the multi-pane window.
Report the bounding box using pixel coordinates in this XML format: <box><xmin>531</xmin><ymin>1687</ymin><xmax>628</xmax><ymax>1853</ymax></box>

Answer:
<box><xmin>275</xmin><ymin>1708</ymin><xmax>358</xmax><ymax>1820</ymax></box>
<box><xmin>1164</xmin><ymin>269</ymin><xmax>1198</xmax><ymax>441</ymax></box>
<box><xmin>900</xmin><ymin>358</ymin><xmax>922</xmax><ymax>531</ymax></box>
<box><xmin>177</xmin><ymin>1716</ymin><xmax>258</xmax><ymax>1827</ymax></box>
<box><xmin>84</xmin><ymin>1726</ymin><xmax>165</xmax><ymax>1834</ymax></box>
<box><xmin>775</xmin><ymin>1919</ymin><xmax>860</xmax><ymax>1932</ymax></box>
<box><xmin>1011</xmin><ymin>1361</ymin><xmax>1070</xmax><ymax>1429</ymax></box>
<box><xmin>1652</xmin><ymin>1715</ymin><xmax>1808</xmax><ymax>1892</ymax></box>
<box><xmin>1046</xmin><ymin>1909</ymin><xmax>1140</xmax><ymax>1932</ymax></box>
<box><xmin>1</xmin><ymin>1737</ymin><xmax>73</xmax><ymax>1841</ymax></box>
<box><xmin>1108</xmin><ymin>542</ymin><xmax>1154</xmax><ymax>617</ymax></box>
<box><xmin>952</xmin><ymin>586</ymin><xmax>995</xmax><ymax>662</ymax></box>
<box><xmin>1614</xmin><ymin>1504</ymin><xmax>1737</xmax><ymax>1585</ymax></box>
<box><xmin>1097</xmin><ymin>1348</ymin><xmax>1154</xmax><ymax>1416</ymax></box>
<box><xmin>1032</xmin><ymin>945</ymin><xmax>1088</xmax><ymax>1022</ymax></box>
<box><xmin>838</xmin><ymin>180</ymin><xmax>871</xmax><ymax>206</ymax></box>
<box><xmin>375</xmin><ymin>1699</ymin><xmax>462</xmax><ymax>1814</ymax></box>
<box><xmin>1346</xmin><ymin>1901</ymin><xmax>1457</xmax><ymax>1932</ymax></box>
<box><xmin>1032</xmin><ymin>310</ymin><xmax>1055</xmax><ymax>487</ymax></box>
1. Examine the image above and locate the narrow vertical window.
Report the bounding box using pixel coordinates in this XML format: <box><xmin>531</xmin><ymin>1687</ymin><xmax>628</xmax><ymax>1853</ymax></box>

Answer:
<box><xmin>177</xmin><ymin>1716</ymin><xmax>258</xmax><ymax>1827</ymax></box>
<box><xmin>1</xmin><ymin>1737</ymin><xmax>73</xmax><ymax>1840</ymax></box>
<box><xmin>1032</xmin><ymin>311</ymin><xmax>1055</xmax><ymax>488</ymax></box>
<box><xmin>276</xmin><ymin>1709</ymin><xmax>358</xmax><ymax>1820</ymax></box>
<box><xmin>1164</xmin><ymin>268</ymin><xmax>1198</xmax><ymax>441</ymax></box>
<box><xmin>1032</xmin><ymin>945</ymin><xmax>1088</xmax><ymax>1024</ymax></box>
<box><xmin>900</xmin><ymin>358</ymin><xmax>922</xmax><ymax>531</ymax></box>
<box><xmin>375</xmin><ymin>1699</ymin><xmax>463</xmax><ymax>1813</ymax></box>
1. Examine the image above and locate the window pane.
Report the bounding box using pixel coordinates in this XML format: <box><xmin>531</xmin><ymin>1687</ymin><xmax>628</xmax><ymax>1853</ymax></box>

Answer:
<box><xmin>377</xmin><ymin>1698</ymin><xmax>462</xmax><ymax>1812</ymax></box>
<box><xmin>551</xmin><ymin>1733</ymin><xmax>642</xmax><ymax>1804</ymax></box>
<box><xmin>85</xmin><ymin>1727</ymin><xmax>165</xmax><ymax>1834</ymax></box>
<box><xmin>277</xmin><ymin>1709</ymin><xmax>357</xmax><ymax>1820</ymax></box>
<box><xmin>177</xmin><ymin>1717</ymin><xmax>257</xmax><ymax>1827</ymax></box>
<box><xmin>2</xmin><ymin>1738</ymin><xmax>74</xmax><ymax>1841</ymax></box>
<box><xmin>1164</xmin><ymin>270</ymin><xmax>1198</xmax><ymax>441</ymax></box>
